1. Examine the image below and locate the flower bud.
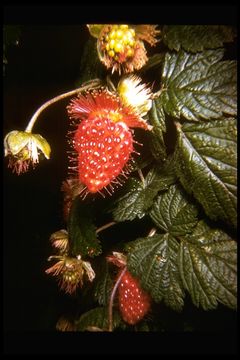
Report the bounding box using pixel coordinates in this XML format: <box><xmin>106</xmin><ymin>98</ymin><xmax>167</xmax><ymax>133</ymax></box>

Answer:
<box><xmin>118</xmin><ymin>75</ymin><xmax>153</xmax><ymax>117</ymax></box>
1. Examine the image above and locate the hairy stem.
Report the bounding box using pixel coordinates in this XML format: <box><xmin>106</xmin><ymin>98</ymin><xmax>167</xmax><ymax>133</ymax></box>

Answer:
<box><xmin>138</xmin><ymin>169</ymin><xmax>145</xmax><ymax>187</ymax></box>
<box><xmin>108</xmin><ymin>266</ymin><xmax>127</xmax><ymax>332</ymax></box>
<box><xmin>96</xmin><ymin>221</ymin><xmax>116</xmax><ymax>234</ymax></box>
<box><xmin>25</xmin><ymin>79</ymin><xmax>101</xmax><ymax>133</ymax></box>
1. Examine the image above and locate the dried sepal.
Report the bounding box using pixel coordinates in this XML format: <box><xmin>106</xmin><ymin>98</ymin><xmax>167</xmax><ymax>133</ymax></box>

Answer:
<box><xmin>45</xmin><ymin>255</ymin><xmax>95</xmax><ymax>295</ymax></box>
<box><xmin>50</xmin><ymin>229</ymin><xmax>69</xmax><ymax>254</ymax></box>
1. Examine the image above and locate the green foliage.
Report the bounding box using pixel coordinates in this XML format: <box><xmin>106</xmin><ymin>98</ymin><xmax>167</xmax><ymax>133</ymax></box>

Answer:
<box><xmin>162</xmin><ymin>25</ymin><xmax>234</xmax><ymax>52</ymax></box>
<box><xmin>148</xmin><ymin>98</ymin><xmax>167</xmax><ymax>161</ymax></box>
<box><xmin>93</xmin><ymin>262</ymin><xmax>113</xmax><ymax>306</ymax></box>
<box><xmin>174</xmin><ymin>118</ymin><xmax>237</xmax><ymax>228</ymax></box>
<box><xmin>178</xmin><ymin>221</ymin><xmax>237</xmax><ymax>310</ymax></box>
<box><xmin>160</xmin><ymin>49</ymin><xmax>237</xmax><ymax>121</ymax></box>
<box><xmin>127</xmin><ymin>233</ymin><xmax>185</xmax><ymax>311</ymax></box>
<box><xmin>112</xmin><ymin>162</ymin><xmax>176</xmax><ymax>222</ymax></box>
<box><xmin>150</xmin><ymin>184</ymin><xmax>199</xmax><ymax>236</ymax></box>
<box><xmin>68</xmin><ymin>197</ymin><xmax>102</xmax><ymax>257</ymax></box>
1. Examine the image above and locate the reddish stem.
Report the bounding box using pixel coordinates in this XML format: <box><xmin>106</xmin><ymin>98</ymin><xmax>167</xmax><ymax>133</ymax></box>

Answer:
<box><xmin>108</xmin><ymin>266</ymin><xmax>127</xmax><ymax>332</ymax></box>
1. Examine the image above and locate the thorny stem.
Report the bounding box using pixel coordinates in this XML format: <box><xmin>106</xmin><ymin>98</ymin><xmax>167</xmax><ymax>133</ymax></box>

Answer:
<box><xmin>96</xmin><ymin>221</ymin><xmax>116</xmax><ymax>234</ymax></box>
<box><xmin>24</xmin><ymin>79</ymin><xmax>101</xmax><ymax>133</ymax></box>
<box><xmin>108</xmin><ymin>266</ymin><xmax>127</xmax><ymax>332</ymax></box>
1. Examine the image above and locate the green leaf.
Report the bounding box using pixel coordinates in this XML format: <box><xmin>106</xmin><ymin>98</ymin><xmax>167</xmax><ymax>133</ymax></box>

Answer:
<box><xmin>75</xmin><ymin>307</ymin><xmax>124</xmax><ymax>331</ymax></box>
<box><xmin>178</xmin><ymin>220</ymin><xmax>237</xmax><ymax>310</ymax></box>
<box><xmin>76</xmin><ymin>37</ymin><xmax>106</xmax><ymax>85</ymax></box>
<box><xmin>150</xmin><ymin>184</ymin><xmax>198</xmax><ymax>236</ymax></box>
<box><xmin>94</xmin><ymin>262</ymin><xmax>113</xmax><ymax>306</ymax></box>
<box><xmin>112</xmin><ymin>163</ymin><xmax>176</xmax><ymax>222</ymax></box>
<box><xmin>68</xmin><ymin>197</ymin><xmax>102</xmax><ymax>257</ymax></box>
<box><xmin>148</xmin><ymin>98</ymin><xmax>167</xmax><ymax>161</ymax></box>
<box><xmin>127</xmin><ymin>233</ymin><xmax>185</xmax><ymax>311</ymax></box>
<box><xmin>175</xmin><ymin>118</ymin><xmax>237</xmax><ymax>228</ymax></box>
<box><xmin>160</xmin><ymin>49</ymin><xmax>237</xmax><ymax>121</ymax></box>
<box><xmin>162</xmin><ymin>25</ymin><xmax>235</xmax><ymax>53</ymax></box>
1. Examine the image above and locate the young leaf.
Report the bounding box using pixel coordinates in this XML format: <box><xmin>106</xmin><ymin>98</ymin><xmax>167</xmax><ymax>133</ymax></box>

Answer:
<box><xmin>94</xmin><ymin>262</ymin><xmax>113</xmax><ymax>306</ymax></box>
<box><xmin>150</xmin><ymin>184</ymin><xmax>198</xmax><ymax>236</ymax></box>
<box><xmin>148</xmin><ymin>98</ymin><xmax>167</xmax><ymax>161</ymax></box>
<box><xmin>175</xmin><ymin>119</ymin><xmax>237</xmax><ymax>228</ymax></box>
<box><xmin>160</xmin><ymin>49</ymin><xmax>237</xmax><ymax>121</ymax></box>
<box><xmin>178</xmin><ymin>221</ymin><xmax>237</xmax><ymax>310</ymax></box>
<box><xmin>75</xmin><ymin>307</ymin><xmax>124</xmax><ymax>331</ymax></box>
<box><xmin>126</xmin><ymin>233</ymin><xmax>185</xmax><ymax>311</ymax></box>
<box><xmin>68</xmin><ymin>197</ymin><xmax>102</xmax><ymax>257</ymax></box>
<box><xmin>112</xmin><ymin>164</ymin><xmax>176</xmax><ymax>222</ymax></box>
<box><xmin>162</xmin><ymin>25</ymin><xmax>234</xmax><ymax>52</ymax></box>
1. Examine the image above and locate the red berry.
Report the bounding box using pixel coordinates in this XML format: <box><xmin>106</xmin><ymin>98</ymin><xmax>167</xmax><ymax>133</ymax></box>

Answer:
<box><xmin>73</xmin><ymin>117</ymin><xmax>133</xmax><ymax>193</ymax></box>
<box><xmin>118</xmin><ymin>270</ymin><xmax>151</xmax><ymax>325</ymax></box>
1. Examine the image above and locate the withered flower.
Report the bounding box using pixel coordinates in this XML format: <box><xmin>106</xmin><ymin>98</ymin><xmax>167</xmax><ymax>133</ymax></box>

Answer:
<box><xmin>46</xmin><ymin>255</ymin><xmax>95</xmax><ymax>295</ymax></box>
<box><xmin>4</xmin><ymin>130</ymin><xmax>51</xmax><ymax>175</ymax></box>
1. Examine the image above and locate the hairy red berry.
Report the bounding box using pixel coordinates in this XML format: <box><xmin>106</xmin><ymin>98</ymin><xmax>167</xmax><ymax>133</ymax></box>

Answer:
<box><xmin>73</xmin><ymin>117</ymin><xmax>133</xmax><ymax>193</ymax></box>
<box><xmin>118</xmin><ymin>270</ymin><xmax>151</xmax><ymax>325</ymax></box>
<box><xmin>67</xmin><ymin>89</ymin><xmax>152</xmax><ymax>194</ymax></box>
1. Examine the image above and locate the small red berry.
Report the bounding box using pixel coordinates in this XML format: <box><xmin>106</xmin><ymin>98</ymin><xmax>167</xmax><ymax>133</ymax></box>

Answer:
<box><xmin>118</xmin><ymin>270</ymin><xmax>151</xmax><ymax>325</ymax></box>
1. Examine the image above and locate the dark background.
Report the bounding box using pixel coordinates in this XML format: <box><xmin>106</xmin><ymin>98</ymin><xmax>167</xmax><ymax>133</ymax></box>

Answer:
<box><xmin>3</xmin><ymin>25</ymin><xmax>90</xmax><ymax>331</ymax></box>
<box><xmin>3</xmin><ymin>15</ymin><xmax>238</xmax><ymax>355</ymax></box>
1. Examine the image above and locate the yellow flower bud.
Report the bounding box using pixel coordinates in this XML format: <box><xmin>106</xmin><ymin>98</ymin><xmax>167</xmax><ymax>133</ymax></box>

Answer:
<box><xmin>108</xmin><ymin>50</ymin><xmax>115</xmax><ymax>57</ymax></box>
<box><xmin>114</xmin><ymin>42</ymin><xmax>123</xmax><ymax>53</ymax></box>
<box><xmin>120</xmin><ymin>24</ymin><xmax>129</xmax><ymax>30</ymax></box>
<box><xmin>109</xmin><ymin>39</ymin><xmax>115</xmax><ymax>49</ymax></box>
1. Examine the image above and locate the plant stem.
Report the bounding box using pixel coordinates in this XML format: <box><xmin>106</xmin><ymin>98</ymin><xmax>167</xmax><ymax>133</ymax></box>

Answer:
<box><xmin>148</xmin><ymin>228</ymin><xmax>157</xmax><ymax>237</ymax></box>
<box><xmin>96</xmin><ymin>221</ymin><xmax>116</xmax><ymax>234</ymax></box>
<box><xmin>138</xmin><ymin>169</ymin><xmax>145</xmax><ymax>187</ymax></box>
<box><xmin>108</xmin><ymin>266</ymin><xmax>127</xmax><ymax>332</ymax></box>
<box><xmin>24</xmin><ymin>79</ymin><xmax>101</xmax><ymax>133</ymax></box>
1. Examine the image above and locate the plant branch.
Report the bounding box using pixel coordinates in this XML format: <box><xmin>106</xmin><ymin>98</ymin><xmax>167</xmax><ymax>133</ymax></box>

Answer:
<box><xmin>96</xmin><ymin>221</ymin><xmax>116</xmax><ymax>234</ymax></box>
<box><xmin>108</xmin><ymin>266</ymin><xmax>127</xmax><ymax>332</ymax></box>
<box><xmin>138</xmin><ymin>169</ymin><xmax>145</xmax><ymax>187</ymax></box>
<box><xmin>25</xmin><ymin>79</ymin><xmax>101</xmax><ymax>133</ymax></box>
<box><xmin>148</xmin><ymin>228</ymin><xmax>157</xmax><ymax>237</ymax></box>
